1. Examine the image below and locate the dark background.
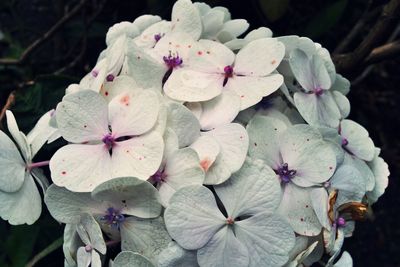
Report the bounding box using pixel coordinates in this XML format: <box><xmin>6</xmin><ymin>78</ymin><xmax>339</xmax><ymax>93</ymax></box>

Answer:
<box><xmin>0</xmin><ymin>0</ymin><xmax>399</xmax><ymax>266</ymax></box>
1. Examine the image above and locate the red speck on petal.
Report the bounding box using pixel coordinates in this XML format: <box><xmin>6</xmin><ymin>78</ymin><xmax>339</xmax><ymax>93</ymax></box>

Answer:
<box><xmin>188</xmin><ymin>44</ymin><xmax>192</xmax><ymax>48</ymax></box>
<box><xmin>254</xmin><ymin>142</ymin><xmax>258</xmax><ymax>146</ymax></box>
<box><xmin>62</xmin><ymin>171</ymin><xmax>67</xmax><ymax>175</ymax></box>
<box><xmin>126</xmin><ymin>150</ymin><xmax>130</xmax><ymax>153</ymax></box>
<box><xmin>177</xmin><ymin>18</ymin><xmax>180</xmax><ymax>22</ymax></box>
<box><xmin>105</xmin><ymin>91</ymin><xmax>109</xmax><ymax>96</ymax></box>
<box><xmin>83</xmin><ymin>125</ymin><xmax>87</xmax><ymax>128</ymax></box>
<box><xmin>206</xmin><ymin>51</ymin><xmax>210</xmax><ymax>54</ymax></box>
<box><xmin>240</xmin><ymin>95</ymin><xmax>244</xmax><ymax>98</ymax></box>
<box><xmin>120</xmin><ymin>95</ymin><xmax>130</xmax><ymax>106</ymax></box>
<box><xmin>271</xmin><ymin>59</ymin><xmax>277</xmax><ymax>64</ymax></box>
<box><xmin>306</xmin><ymin>205</ymin><xmax>309</xmax><ymax>208</ymax></box>
<box><xmin>169</xmin><ymin>42</ymin><xmax>172</xmax><ymax>45</ymax></box>
<box><xmin>197</xmin><ymin>51</ymin><xmax>203</xmax><ymax>55</ymax></box>
<box><xmin>200</xmin><ymin>158</ymin><xmax>212</xmax><ymax>172</ymax></box>
<box><xmin>300</xmin><ymin>218</ymin><xmax>304</xmax><ymax>221</ymax></box>
<box><xmin>239</xmin><ymin>136</ymin><xmax>243</xmax><ymax>139</ymax></box>
<box><xmin>139</xmin><ymin>157</ymin><xmax>143</xmax><ymax>160</ymax></box>
<box><xmin>175</xmin><ymin>44</ymin><xmax>180</xmax><ymax>48</ymax></box>
<box><xmin>137</xmin><ymin>56</ymin><xmax>141</xmax><ymax>60</ymax></box>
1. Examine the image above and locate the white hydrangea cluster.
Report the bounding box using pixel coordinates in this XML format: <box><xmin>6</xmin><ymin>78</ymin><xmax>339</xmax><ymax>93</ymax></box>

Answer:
<box><xmin>0</xmin><ymin>0</ymin><xmax>390</xmax><ymax>266</ymax></box>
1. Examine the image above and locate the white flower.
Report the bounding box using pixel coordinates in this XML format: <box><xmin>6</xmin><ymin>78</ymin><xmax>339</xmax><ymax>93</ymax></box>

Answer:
<box><xmin>50</xmin><ymin>90</ymin><xmax>163</xmax><ymax>192</ymax></box>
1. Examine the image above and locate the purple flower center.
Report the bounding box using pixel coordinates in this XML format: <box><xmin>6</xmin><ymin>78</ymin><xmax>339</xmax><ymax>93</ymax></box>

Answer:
<box><xmin>163</xmin><ymin>52</ymin><xmax>183</xmax><ymax>69</ymax></box>
<box><xmin>91</xmin><ymin>70</ymin><xmax>99</xmax><ymax>77</ymax></box>
<box><xmin>154</xmin><ymin>33</ymin><xmax>164</xmax><ymax>42</ymax></box>
<box><xmin>102</xmin><ymin>133</ymin><xmax>115</xmax><ymax>150</ymax></box>
<box><xmin>101</xmin><ymin>207</ymin><xmax>125</xmax><ymax>228</ymax></box>
<box><xmin>85</xmin><ymin>245</ymin><xmax>92</xmax><ymax>252</ymax></box>
<box><xmin>341</xmin><ymin>138</ymin><xmax>349</xmax><ymax>146</ymax></box>
<box><xmin>314</xmin><ymin>86</ymin><xmax>323</xmax><ymax>96</ymax></box>
<box><xmin>151</xmin><ymin>169</ymin><xmax>167</xmax><ymax>183</ymax></box>
<box><xmin>277</xmin><ymin>163</ymin><xmax>297</xmax><ymax>183</ymax></box>
<box><xmin>224</xmin><ymin>65</ymin><xmax>234</xmax><ymax>78</ymax></box>
<box><xmin>336</xmin><ymin>217</ymin><xmax>346</xmax><ymax>227</ymax></box>
<box><xmin>226</xmin><ymin>217</ymin><xmax>235</xmax><ymax>225</ymax></box>
<box><xmin>106</xmin><ymin>74</ymin><xmax>115</xmax><ymax>82</ymax></box>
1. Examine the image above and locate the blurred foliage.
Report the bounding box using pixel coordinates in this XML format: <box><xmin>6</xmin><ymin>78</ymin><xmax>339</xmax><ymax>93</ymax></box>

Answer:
<box><xmin>0</xmin><ymin>0</ymin><xmax>398</xmax><ymax>266</ymax></box>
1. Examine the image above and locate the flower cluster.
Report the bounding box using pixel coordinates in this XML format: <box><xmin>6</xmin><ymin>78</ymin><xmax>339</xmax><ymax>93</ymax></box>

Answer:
<box><xmin>0</xmin><ymin>0</ymin><xmax>389</xmax><ymax>266</ymax></box>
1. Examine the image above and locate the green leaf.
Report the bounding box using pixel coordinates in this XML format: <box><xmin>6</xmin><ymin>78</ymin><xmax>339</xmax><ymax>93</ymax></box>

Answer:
<box><xmin>304</xmin><ymin>0</ymin><xmax>348</xmax><ymax>38</ymax></box>
<box><xmin>259</xmin><ymin>0</ymin><xmax>290</xmax><ymax>22</ymax></box>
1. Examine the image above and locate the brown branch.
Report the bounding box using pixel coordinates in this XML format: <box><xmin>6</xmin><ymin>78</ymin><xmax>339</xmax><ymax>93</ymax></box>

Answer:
<box><xmin>334</xmin><ymin>3</ymin><xmax>381</xmax><ymax>54</ymax></box>
<box><xmin>0</xmin><ymin>0</ymin><xmax>90</xmax><ymax>65</ymax></box>
<box><xmin>333</xmin><ymin>0</ymin><xmax>400</xmax><ymax>73</ymax></box>
<box><xmin>365</xmin><ymin>40</ymin><xmax>400</xmax><ymax>63</ymax></box>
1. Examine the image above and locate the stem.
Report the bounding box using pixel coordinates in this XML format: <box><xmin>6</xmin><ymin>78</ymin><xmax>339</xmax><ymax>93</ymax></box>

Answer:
<box><xmin>28</xmin><ymin>160</ymin><xmax>50</xmax><ymax>170</ymax></box>
<box><xmin>25</xmin><ymin>237</ymin><xmax>63</xmax><ymax>267</ymax></box>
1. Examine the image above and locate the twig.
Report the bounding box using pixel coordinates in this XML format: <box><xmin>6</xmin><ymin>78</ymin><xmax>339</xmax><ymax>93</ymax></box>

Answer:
<box><xmin>0</xmin><ymin>0</ymin><xmax>90</xmax><ymax>65</ymax></box>
<box><xmin>333</xmin><ymin>0</ymin><xmax>400</xmax><ymax>73</ymax></box>
<box><xmin>365</xmin><ymin>39</ymin><xmax>400</xmax><ymax>63</ymax></box>
<box><xmin>25</xmin><ymin>236</ymin><xmax>63</xmax><ymax>267</ymax></box>
<box><xmin>334</xmin><ymin>1</ymin><xmax>381</xmax><ymax>54</ymax></box>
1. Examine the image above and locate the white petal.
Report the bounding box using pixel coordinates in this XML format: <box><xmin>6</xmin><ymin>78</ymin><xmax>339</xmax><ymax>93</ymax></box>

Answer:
<box><xmin>235</xmin><ymin>38</ymin><xmax>284</xmax><ymax>76</ymax></box>
<box><xmin>111</xmin><ymin>131</ymin><xmax>164</xmax><ymax>180</ymax></box>
<box><xmin>198</xmin><ymin>91</ymin><xmax>241</xmax><ymax>130</ymax></box>
<box><xmin>310</xmin><ymin>187</ymin><xmax>330</xmax><ymax>229</ymax></box>
<box><xmin>109</xmin><ymin>90</ymin><xmax>159</xmax><ymax>137</ymax></box>
<box><xmin>278</xmin><ymin>183</ymin><xmax>322</xmax><ymax>236</ymax></box>
<box><xmin>214</xmin><ymin>159</ymin><xmax>281</xmax><ymax>218</ymax></box>
<box><xmin>158</xmin><ymin>242</ymin><xmax>199</xmax><ymax>267</ymax></box>
<box><xmin>50</xmin><ymin>144</ymin><xmax>112</xmax><ymax>192</ymax></box>
<box><xmin>135</xmin><ymin>20</ymin><xmax>171</xmax><ymax>49</ymax></box>
<box><xmin>343</xmin><ymin>153</ymin><xmax>375</xmax><ymax>191</ymax></box>
<box><xmin>166</xmin><ymin>103</ymin><xmax>200</xmax><ymax>148</ymax></box>
<box><xmin>27</xmin><ymin>110</ymin><xmax>58</xmax><ymax>157</ymax></box>
<box><xmin>0</xmin><ymin>174</ymin><xmax>41</xmax><ymax>225</ymax></box>
<box><xmin>0</xmin><ymin>130</ymin><xmax>25</xmax><ymax>192</ymax></box>
<box><xmin>220</xmin><ymin>19</ymin><xmax>249</xmax><ymax>39</ymax></box>
<box><xmin>100</xmin><ymin>75</ymin><xmax>143</xmax><ymax>102</ymax></box>
<box><xmin>333</xmin><ymin>251</ymin><xmax>353</xmax><ymax>267</ymax></box>
<box><xmin>367</xmin><ymin>149</ymin><xmax>389</xmax><ymax>204</ymax></box>
<box><xmin>202</xmin><ymin>123</ymin><xmax>249</xmax><ymax>185</ymax></box>
<box><xmin>164</xmin><ymin>185</ymin><xmax>226</xmax><ymax>250</ymax></box>
<box><xmin>190</xmin><ymin>135</ymin><xmax>220</xmax><ymax>173</ymax></box>
<box><xmin>235</xmin><ymin>212</ymin><xmax>295</xmax><ymax>267</ymax></box>
<box><xmin>332</xmin><ymin>91</ymin><xmax>350</xmax><ymax>119</ymax></box>
<box><xmin>160</xmin><ymin>148</ymin><xmax>204</xmax><ymax>206</ymax></box>
<box><xmin>77</xmin><ymin>247</ymin><xmax>91</xmax><ymax>267</ymax></box>
<box><xmin>247</xmin><ymin>115</ymin><xmax>286</xmax><ymax>169</ymax></box>
<box><xmin>164</xmin><ymin>69</ymin><xmax>223</xmax><ymax>102</ymax></box>
<box><xmin>294</xmin><ymin>91</ymin><xmax>341</xmax><ymax>128</ymax></box>
<box><xmin>6</xmin><ymin>110</ymin><xmax>31</xmax><ymax>161</ymax></box>
<box><xmin>56</xmin><ymin>90</ymin><xmax>109</xmax><ymax>143</ymax></box>
<box><xmin>133</xmin><ymin>15</ymin><xmax>162</xmax><ymax>32</ymax></box>
<box><xmin>197</xmin><ymin>227</ymin><xmax>249</xmax><ymax>267</ymax></box>
<box><xmin>121</xmin><ymin>217</ymin><xmax>171</xmax><ymax>263</ymax></box>
<box><xmin>330</xmin><ymin>165</ymin><xmax>366</xmax><ymax>204</ymax></box>
<box><xmin>126</xmin><ymin>41</ymin><xmax>165</xmax><ymax>90</ymax></box>
<box><xmin>113</xmin><ymin>251</ymin><xmax>154</xmax><ymax>267</ymax></box>
<box><xmin>226</xmin><ymin>74</ymin><xmax>283</xmax><ymax>110</ymax></box>
<box><xmin>340</xmin><ymin>119</ymin><xmax>375</xmax><ymax>161</ymax></box>
<box><xmin>171</xmin><ymin>0</ymin><xmax>202</xmax><ymax>40</ymax></box>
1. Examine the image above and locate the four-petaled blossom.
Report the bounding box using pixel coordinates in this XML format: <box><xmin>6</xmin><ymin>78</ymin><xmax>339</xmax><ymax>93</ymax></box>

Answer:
<box><xmin>50</xmin><ymin>90</ymin><xmax>164</xmax><ymax>192</ymax></box>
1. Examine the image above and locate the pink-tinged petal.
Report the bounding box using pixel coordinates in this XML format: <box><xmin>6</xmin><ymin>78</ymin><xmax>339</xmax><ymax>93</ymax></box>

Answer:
<box><xmin>190</xmin><ymin>40</ymin><xmax>235</xmax><ymax>72</ymax></box>
<box><xmin>190</xmin><ymin>135</ymin><xmax>220</xmax><ymax>173</ymax></box>
<box><xmin>134</xmin><ymin>20</ymin><xmax>171</xmax><ymax>49</ymax></box>
<box><xmin>100</xmin><ymin>75</ymin><xmax>143</xmax><ymax>102</ymax></box>
<box><xmin>111</xmin><ymin>131</ymin><xmax>164</xmax><ymax>180</ymax></box>
<box><xmin>50</xmin><ymin>144</ymin><xmax>112</xmax><ymax>192</ymax></box>
<box><xmin>109</xmin><ymin>90</ymin><xmax>160</xmax><ymax>137</ymax></box>
<box><xmin>199</xmin><ymin>91</ymin><xmax>241</xmax><ymax>130</ymax></box>
<box><xmin>234</xmin><ymin>38</ymin><xmax>285</xmax><ymax>76</ymax></box>
<box><xmin>164</xmin><ymin>69</ymin><xmax>223</xmax><ymax>102</ymax></box>
<box><xmin>202</xmin><ymin>123</ymin><xmax>249</xmax><ymax>185</ymax></box>
<box><xmin>56</xmin><ymin>90</ymin><xmax>109</xmax><ymax>143</ymax></box>
<box><xmin>226</xmin><ymin>74</ymin><xmax>283</xmax><ymax>110</ymax></box>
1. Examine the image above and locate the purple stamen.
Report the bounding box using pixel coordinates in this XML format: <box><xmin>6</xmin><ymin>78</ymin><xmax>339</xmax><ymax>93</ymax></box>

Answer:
<box><xmin>224</xmin><ymin>65</ymin><xmax>234</xmax><ymax>78</ymax></box>
<box><xmin>276</xmin><ymin>163</ymin><xmax>297</xmax><ymax>183</ymax></box>
<box><xmin>341</xmin><ymin>138</ymin><xmax>349</xmax><ymax>146</ymax></box>
<box><xmin>151</xmin><ymin>169</ymin><xmax>167</xmax><ymax>183</ymax></box>
<box><xmin>101</xmin><ymin>207</ymin><xmax>125</xmax><ymax>228</ymax></box>
<box><xmin>102</xmin><ymin>133</ymin><xmax>115</xmax><ymax>150</ymax></box>
<box><xmin>91</xmin><ymin>70</ymin><xmax>99</xmax><ymax>77</ymax></box>
<box><xmin>226</xmin><ymin>217</ymin><xmax>235</xmax><ymax>225</ymax></box>
<box><xmin>314</xmin><ymin>86</ymin><xmax>323</xmax><ymax>96</ymax></box>
<box><xmin>163</xmin><ymin>51</ymin><xmax>183</xmax><ymax>69</ymax></box>
<box><xmin>154</xmin><ymin>33</ymin><xmax>163</xmax><ymax>42</ymax></box>
<box><xmin>337</xmin><ymin>217</ymin><xmax>346</xmax><ymax>227</ymax></box>
<box><xmin>106</xmin><ymin>74</ymin><xmax>115</xmax><ymax>82</ymax></box>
